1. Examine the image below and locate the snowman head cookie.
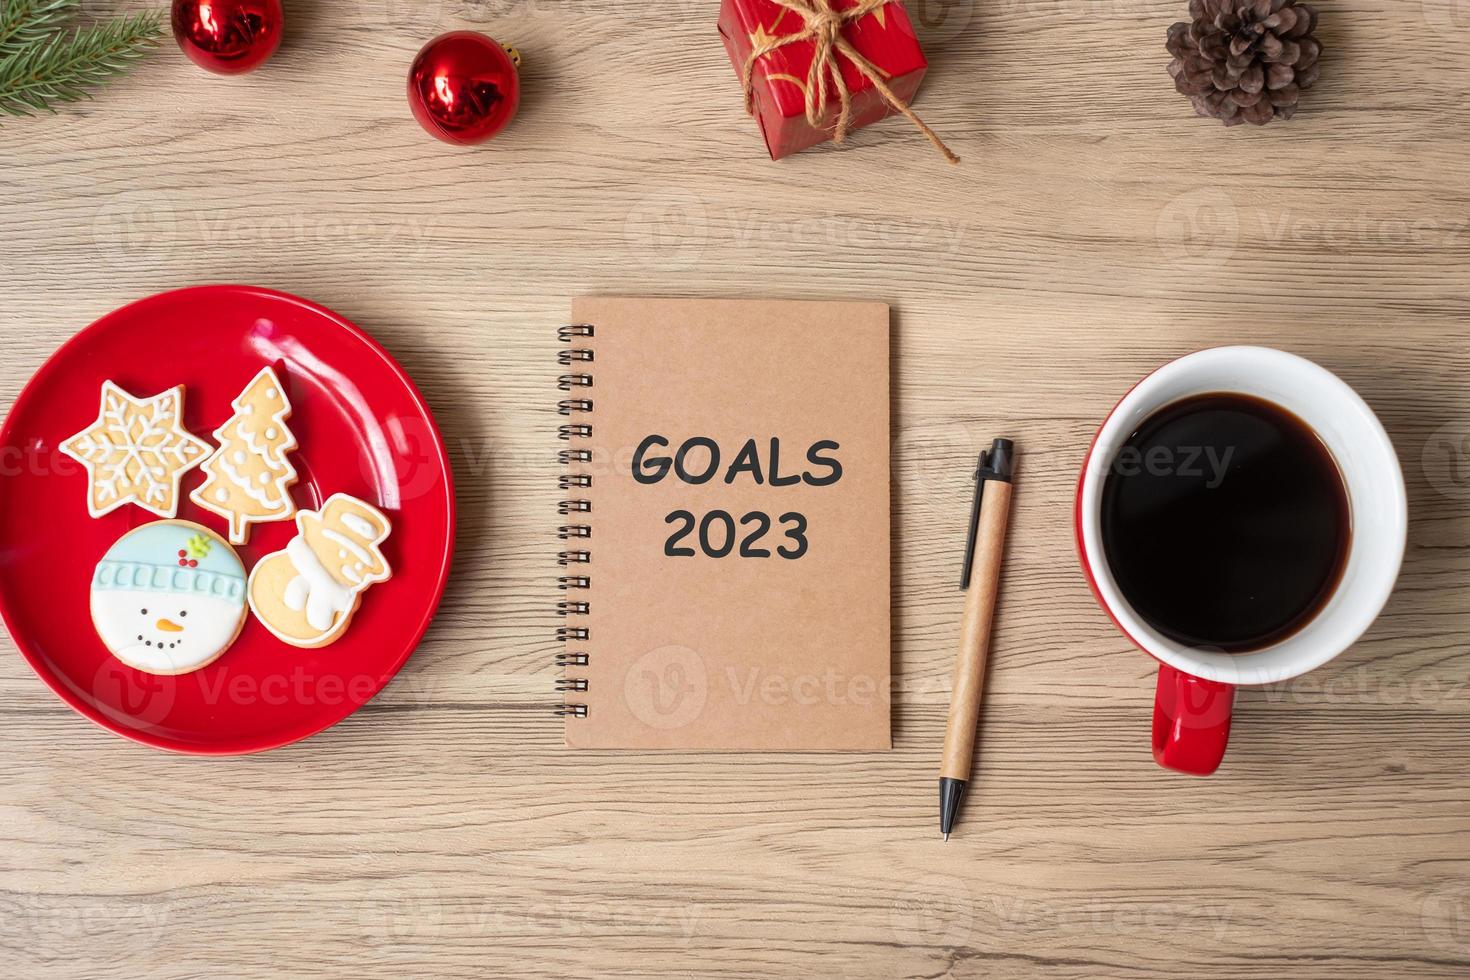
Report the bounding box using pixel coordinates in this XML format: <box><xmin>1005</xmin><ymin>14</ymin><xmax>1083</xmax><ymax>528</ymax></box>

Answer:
<box><xmin>248</xmin><ymin>494</ymin><xmax>393</xmax><ymax>649</ymax></box>
<box><xmin>299</xmin><ymin>495</ymin><xmax>391</xmax><ymax>587</ymax></box>
<box><xmin>90</xmin><ymin>520</ymin><xmax>248</xmax><ymax>675</ymax></box>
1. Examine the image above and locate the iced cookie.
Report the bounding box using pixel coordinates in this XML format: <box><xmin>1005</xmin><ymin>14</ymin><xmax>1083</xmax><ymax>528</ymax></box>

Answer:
<box><xmin>61</xmin><ymin>382</ymin><xmax>212</xmax><ymax>519</ymax></box>
<box><xmin>90</xmin><ymin>520</ymin><xmax>247</xmax><ymax>675</ymax></box>
<box><xmin>248</xmin><ymin>493</ymin><xmax>393</xmax><ymax>648</ymax></box>
<box><xmin>191</xmin><ymin>366</ymin><xmax>300</xmax><ymax>545</ymax></box>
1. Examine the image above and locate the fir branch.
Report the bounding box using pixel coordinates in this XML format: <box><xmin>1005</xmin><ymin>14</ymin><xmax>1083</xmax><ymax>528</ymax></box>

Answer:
<box><xmin>0</xmin><ymin>0</ymin><xmax>78</xmax><ymax>57</ymax></box>
<box><xmin>0</xmin><ymin>10</ymin><xmax>161</xmax><ymax>119</ymax></box>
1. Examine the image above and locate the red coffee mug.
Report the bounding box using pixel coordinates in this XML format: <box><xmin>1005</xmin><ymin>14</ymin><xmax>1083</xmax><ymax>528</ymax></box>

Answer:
<box><xmin>1076</xmin><ymin>348</ymin><xmax>1407</xmax><ymax>775</ymax></box>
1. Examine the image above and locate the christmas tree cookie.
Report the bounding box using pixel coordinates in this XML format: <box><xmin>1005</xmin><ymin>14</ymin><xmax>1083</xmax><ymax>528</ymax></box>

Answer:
<box><xmin>191</xmin><ymin>366</ymin><xmax>299</xmax><ymax>545</ymax></box>
<box><xmin>90</xmin><ymin>520</ymin><xmax>248</xmax><ymax>675</ymax></box>
<box><xmin>61</xmin><ymin>382</ymin><xmax>212</xmax><ymax>519</ymax></box>
<box><xmin>248</xmin><ymin>494</ymin><xmax>393</xmax><ymax>648</ymax></box>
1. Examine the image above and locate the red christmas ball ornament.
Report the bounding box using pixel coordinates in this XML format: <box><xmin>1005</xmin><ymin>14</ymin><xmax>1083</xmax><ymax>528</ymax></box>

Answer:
<box><xmin>408</xmin><ymin>31</ymin><xmax>522</xmax><ymax>146</ymax></box>
<box><xmin>171</xmin><ymin>0</ymin><xmax>284</xmax><ymax>75</ymax></box>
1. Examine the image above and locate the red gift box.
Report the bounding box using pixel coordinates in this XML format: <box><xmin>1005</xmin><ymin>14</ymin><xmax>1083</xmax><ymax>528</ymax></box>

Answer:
<box><xmin>719</xmin><ymin>0</ymin><xmax>950</xmax><ymax>161</ymax></box>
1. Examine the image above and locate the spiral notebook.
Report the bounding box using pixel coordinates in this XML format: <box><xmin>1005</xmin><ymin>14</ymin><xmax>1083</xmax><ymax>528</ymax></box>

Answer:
<box><xmin>557</xmin><ymin>297</ymin><xmax>891</xmax><ymax>750</ymax></box>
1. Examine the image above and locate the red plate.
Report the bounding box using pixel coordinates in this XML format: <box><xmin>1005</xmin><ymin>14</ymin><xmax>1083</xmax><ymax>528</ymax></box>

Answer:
<box><xmin>0</xmin><ymin>285</ymin><xmax>455</xmax><ymax>754</ymax></box>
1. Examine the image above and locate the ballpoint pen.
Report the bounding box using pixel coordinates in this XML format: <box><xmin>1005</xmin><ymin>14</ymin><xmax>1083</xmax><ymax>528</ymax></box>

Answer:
<box><xmin>939</xmin><ymin>439</ymin><xmax>1015</xmax><ymax>840</ymax></box>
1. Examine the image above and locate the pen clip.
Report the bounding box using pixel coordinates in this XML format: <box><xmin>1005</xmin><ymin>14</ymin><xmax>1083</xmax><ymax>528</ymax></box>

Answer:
<box><xmin>960</xmin><ymin>439</ymin><xmax>1016</xmax><ymax>590</ymax></box>
<box><xmin>960</xmin><ymin>451</ymin><xmax>989</xmax><ymax>591</ymax></box>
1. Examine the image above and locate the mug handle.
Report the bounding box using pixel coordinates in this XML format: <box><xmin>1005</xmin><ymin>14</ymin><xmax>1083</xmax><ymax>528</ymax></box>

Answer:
<box><xmin>1152</xmin><ymin>663</ymin><xmax>1235</xmax><ymax>776</ymax></box>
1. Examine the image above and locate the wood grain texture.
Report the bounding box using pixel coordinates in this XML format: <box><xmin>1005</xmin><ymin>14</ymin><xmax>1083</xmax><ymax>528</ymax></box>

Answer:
<box><xmin>2</xmin><ymin>1</ymin><xmax>1469</xmax><ymax>977</ymax></box>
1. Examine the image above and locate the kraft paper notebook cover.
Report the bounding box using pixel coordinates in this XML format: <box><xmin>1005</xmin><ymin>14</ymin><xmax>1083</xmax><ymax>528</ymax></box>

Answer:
<box><xmin>558</xmin><ymin>298</ymin><xmax>891</xmax><ymax>750</ymax></box>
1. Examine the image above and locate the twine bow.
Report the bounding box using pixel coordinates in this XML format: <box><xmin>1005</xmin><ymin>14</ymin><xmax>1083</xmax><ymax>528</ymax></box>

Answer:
<box><xmin>741</xmin><ymin>0</ymin><xmax>959</xmax><ymax>164</ymax></box>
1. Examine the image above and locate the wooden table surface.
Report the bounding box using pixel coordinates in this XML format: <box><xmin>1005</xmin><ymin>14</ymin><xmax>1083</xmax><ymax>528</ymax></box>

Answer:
<box><xmin>3</xmin><ymin>2</ymin><xmax>1469</xmax><ymax>977</ymax></box>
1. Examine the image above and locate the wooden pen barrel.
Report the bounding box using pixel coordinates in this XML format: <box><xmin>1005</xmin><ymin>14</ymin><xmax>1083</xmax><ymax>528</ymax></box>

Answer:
<box><xmin>941</xmin><ymin>479</ymin><xmax>1013</xmax><ymax>781</ymax></box>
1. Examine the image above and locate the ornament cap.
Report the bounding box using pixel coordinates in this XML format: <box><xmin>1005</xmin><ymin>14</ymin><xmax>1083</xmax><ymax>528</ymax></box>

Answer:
<box><xmin>502</xmin><ymin>44</ymin><xmax>523</xmax><ymax>69</ymax></box>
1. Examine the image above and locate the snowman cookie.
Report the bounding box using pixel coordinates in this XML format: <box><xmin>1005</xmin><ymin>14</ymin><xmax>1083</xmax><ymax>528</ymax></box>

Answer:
<box><xmin>61</xmin><ymin>382</ymin><xmax>212</xmax><ymax>519</ymax></box>
<box><xmin>248</xmin><ymin>493</ymin><xmax>393</xmax><ymax>648</ymax></box>
<box><xmin>90</xmin><ymin>520</ymin><xmax>248</xmax><ymax>675</ymax></box>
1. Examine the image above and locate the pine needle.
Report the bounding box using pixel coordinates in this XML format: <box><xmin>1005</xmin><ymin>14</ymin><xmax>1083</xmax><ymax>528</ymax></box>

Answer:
<box><xmin>0</xmin><ymin>0</ymin><xmax>79</xmax><ymax>58</ymax></box>
<box><xmin>0</xmin><ymin>11</ymin><xmax>162</xmax><ymax>119</ymax></box>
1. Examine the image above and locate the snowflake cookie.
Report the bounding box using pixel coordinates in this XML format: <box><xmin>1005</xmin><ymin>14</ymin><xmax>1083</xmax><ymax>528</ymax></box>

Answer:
<box><xmin>61</xmin><ymin>381</ymin><xmax>213</xmax><ymax>519</ymax></box>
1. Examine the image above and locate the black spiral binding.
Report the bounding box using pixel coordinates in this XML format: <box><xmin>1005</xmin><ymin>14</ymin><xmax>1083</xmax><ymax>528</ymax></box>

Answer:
<box><xmin>556</xmin><ymin>323</ymin><xmax>594</xmax><ymax>720</ymax></box>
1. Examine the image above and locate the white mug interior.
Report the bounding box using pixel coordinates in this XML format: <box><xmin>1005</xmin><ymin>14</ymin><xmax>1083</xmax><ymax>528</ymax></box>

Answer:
<box><xmin>1079</xmin><ymin>347</ymin><xmax>1407</xmax><ymax>686</ymax></box>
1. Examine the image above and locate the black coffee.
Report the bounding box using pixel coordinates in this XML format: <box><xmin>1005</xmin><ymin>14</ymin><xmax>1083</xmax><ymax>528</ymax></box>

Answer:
<box><xmin>1100</xmin><ymin>393</ymin><xmax>1351</xmax><ymax>653</ymax></box>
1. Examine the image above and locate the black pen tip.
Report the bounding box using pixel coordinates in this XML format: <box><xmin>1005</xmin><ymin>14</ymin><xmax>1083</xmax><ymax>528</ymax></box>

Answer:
<box><xmin>939</xmin><ymin>777</ymin><xmax>966</xmax><ymax>838</ymax></box>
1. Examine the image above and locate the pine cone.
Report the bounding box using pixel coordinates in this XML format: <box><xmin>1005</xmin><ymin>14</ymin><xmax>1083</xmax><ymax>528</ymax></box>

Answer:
<box><xmin>1166</xmin><ymin>0</ymin><xmax>1322</xmax><ymax>126</ymax></box>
